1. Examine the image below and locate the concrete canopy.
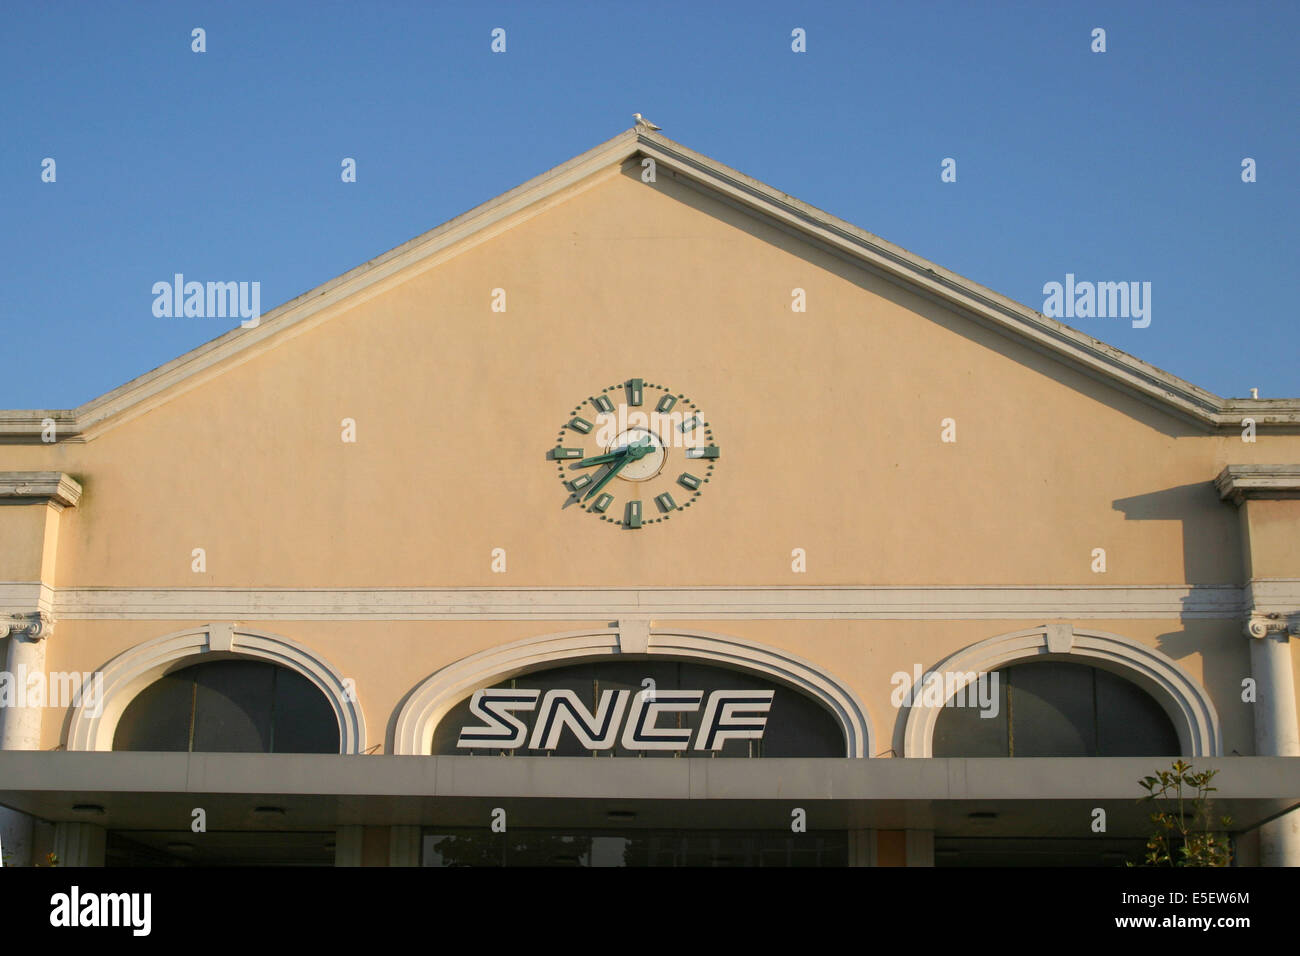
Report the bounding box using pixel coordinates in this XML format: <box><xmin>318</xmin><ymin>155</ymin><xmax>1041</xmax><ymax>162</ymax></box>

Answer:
<box><xmin>3</xmin><ymin>751</ymin><xmax>1297</xmax><ymax>839</ymax></box>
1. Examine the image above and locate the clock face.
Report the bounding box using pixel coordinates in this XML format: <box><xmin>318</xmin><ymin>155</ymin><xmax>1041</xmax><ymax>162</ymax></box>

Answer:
<box><xmin>549</xmin><ymin>379</ymin><xmax>720</xmax><ymax>528</ymax></box>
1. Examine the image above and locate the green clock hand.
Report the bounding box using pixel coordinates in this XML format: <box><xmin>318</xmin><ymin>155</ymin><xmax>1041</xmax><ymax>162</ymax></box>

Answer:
<box><xmin>583</xmin><ymin>440</ymin><xmax>653</xmax><ymax>500</ymax></box>
<box><xmin>576</xmin><ymin>436</ymin><xmax>653</xmax><ymax>468</ymax></box>
<box><xmin>585</xmin><ymin>455</ymin><xmax>631</xmax><ymax>499</ymax></box>
<box><xmin>576</xmin><ymin>447</ymin><xmax>631</xmax><ymax>468</ymax></box>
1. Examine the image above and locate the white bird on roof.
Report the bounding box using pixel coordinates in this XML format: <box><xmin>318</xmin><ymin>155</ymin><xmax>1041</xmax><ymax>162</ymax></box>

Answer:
<box><xmin>633</xmin><ymin>113</ymin><xmax>661</xmax><ymax>131</ymax></box>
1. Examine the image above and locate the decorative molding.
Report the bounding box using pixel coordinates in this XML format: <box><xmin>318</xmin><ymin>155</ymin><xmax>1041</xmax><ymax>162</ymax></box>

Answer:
<box><xmin>391</xmin><ymin>626</ymin><xmax>873</xmax><ymax>758</ymax></box>
<box><xmin>10</xmin><ymin>583</ymin><xmax>1249</xmax><ymax>622</ymax></box>
<box><xmin>65</xmin><ymin>624</ymin><xmax>366</xmax><ymax>754</ymax></box>
<box><xmin>1244</xmin><ymin>579</ymin><xmax>1300</xmax><ymax>610</ymax></box>
<box><xmin>0</xmin><ymin>583</ymin><xmax>55</xmax><ymax>618</ymax></box>
<box><xmin>1216</xmin><ymin>465</ymin><xmax>1300</xmax><ymax>504</ymax></box>
<box><xmin>1045</xmin><ymin>623</ymin><xmax>1074</xmax><ymax>654</ymax></box>
<box><xmin>900</xmin><ymin>625</ymin><xmax>1222</xmax><ymax>759</ymax></box>
<box><xmin>617</xmin><ymin>619</ymin><xmax>651</xmax><ymax>654</ymax></box>
<box><xmin>0</xmin><ymin>472</ymin><xmax>82</xmax><ymax>509</ymax></box>
<box><xmin>2</xmin><ymin>129</ymin><xmax>1296</xmax><ymax>440</ymax></box>
<box><xmin>1246</xmin><ymin>611</ymin><xmax>1299</xmax><ymax>640</ymax></box>
<box><xmin>0</xmin><ymin>611</ymin><xmax>54</xmax><ymax>642</ymax></box>
<box><xmin>1243</xmin><ymin>581</ymin><xmax>1300</xmax><ymax>639</ymax></box>
<box><xmin>207</xmin><ymin>622</ymin><xmax>235</xmax><ymax>652</ymax></box>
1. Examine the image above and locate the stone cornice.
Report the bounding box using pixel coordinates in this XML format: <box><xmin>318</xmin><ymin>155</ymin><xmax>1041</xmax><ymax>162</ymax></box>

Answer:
<box><xmin>1215</xmin><ymin>465</ymin><xmax>1300</xmax><ymax>504</ymax></box>
<box><xmin>0</xmin><ymin>472</ymin><xmax>83</xmax><ymax>508</ymax></box>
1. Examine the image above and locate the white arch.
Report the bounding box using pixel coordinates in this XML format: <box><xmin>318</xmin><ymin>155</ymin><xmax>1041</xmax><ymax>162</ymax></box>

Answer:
<box><xmin>901</xmin><ymin>625</ymin><xmax>1222</xmax><ymax>758</ymax></box>
<box><xmin>66</xmin><ymin>624</ymin><xmax>366</xmax><ymax>753</ymax></box>
<box><xmin>393</xmin><ymin>626</ymin><xmax>873</xmax><ymax>757</ymax></box>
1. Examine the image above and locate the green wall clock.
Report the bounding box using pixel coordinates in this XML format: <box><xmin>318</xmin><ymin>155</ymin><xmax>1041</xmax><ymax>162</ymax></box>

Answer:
<box><xmin>549</xmin><ymin>379</ymin><xmax>720</xmax><ymax>528</ymax></box>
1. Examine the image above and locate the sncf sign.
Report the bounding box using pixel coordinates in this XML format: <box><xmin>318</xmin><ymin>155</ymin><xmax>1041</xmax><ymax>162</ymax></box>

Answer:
<box><xmin>456</xmin><ymin>688</ymin><xmax>774</xmax><ymax>752</ymax></box>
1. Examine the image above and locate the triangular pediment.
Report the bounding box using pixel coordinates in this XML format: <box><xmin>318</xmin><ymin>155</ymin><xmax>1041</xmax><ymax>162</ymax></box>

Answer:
<box><xmin>3</xmin><ymin>128</ymin><xmax>1295</xmax><ymax>441</ymax></box>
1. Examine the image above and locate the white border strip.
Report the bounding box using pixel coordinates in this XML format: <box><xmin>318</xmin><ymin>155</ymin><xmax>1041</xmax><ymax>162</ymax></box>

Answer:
<box><xmin>0</xmin><ymin>583</ymin><xmax>1248</xmax><ymax>622</ymax></box>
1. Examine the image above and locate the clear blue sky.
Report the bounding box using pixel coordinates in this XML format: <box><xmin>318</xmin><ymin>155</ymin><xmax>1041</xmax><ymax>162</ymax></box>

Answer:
<box><xmin>2</xmin><ymin>0</ymin><xmax>1295</xmax><ymax>409</ymax></box>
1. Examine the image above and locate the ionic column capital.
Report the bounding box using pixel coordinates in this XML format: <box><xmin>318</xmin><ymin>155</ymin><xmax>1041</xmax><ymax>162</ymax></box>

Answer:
<box><xmin>0</xmin><ymin>611</ymin><xmax>54</xmax><ymax>642</ymax></box>
<box><xmin>1245</xmin><ymin>610</ymin><xmax>1300</xmax><ymax>640</ymax></box>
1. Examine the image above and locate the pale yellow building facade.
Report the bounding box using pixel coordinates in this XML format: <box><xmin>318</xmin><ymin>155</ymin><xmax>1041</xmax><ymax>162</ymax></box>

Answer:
<box><xmin>2</xmin><ymin>128</ymin><xmax>1298</xmax><ymax>866</ymax></box>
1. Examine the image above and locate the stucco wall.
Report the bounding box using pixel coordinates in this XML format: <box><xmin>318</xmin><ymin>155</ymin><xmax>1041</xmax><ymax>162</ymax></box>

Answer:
<box><xmin>2</xmin><ymin>160</ymin><xmax>1294</xmax><ymax>762</ymax></box>
<box><xmin>3</xmin><ymin>168</ymin><xmax>1294</xmax><ymax>588</ymax></box>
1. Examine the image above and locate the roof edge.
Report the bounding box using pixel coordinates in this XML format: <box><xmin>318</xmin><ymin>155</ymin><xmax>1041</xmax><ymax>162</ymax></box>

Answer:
<box><xmin>633</xmin><ymin>132</ymin><xmax>1300</xmax><ymax>429</ymax></box>
<box><xmin>2</xmin><ymin>126</ymin><xmax>1297</xmax><ymax>440</ymax></box>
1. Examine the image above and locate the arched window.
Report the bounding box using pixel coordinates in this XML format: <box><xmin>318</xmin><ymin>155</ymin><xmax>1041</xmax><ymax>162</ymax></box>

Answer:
<box><xmin>112</xmin><ymin>659</ymin><xmax>340</xmax><ymax>753</ymax></box>
<box><xmin>932</xmin><ymin>660</ymin><xmax>1179</xmax><ymax>757</ymax></box>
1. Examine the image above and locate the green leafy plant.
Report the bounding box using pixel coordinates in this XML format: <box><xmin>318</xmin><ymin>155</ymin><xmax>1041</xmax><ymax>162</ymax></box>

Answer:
<box><xmin>1133</xmin><ymin>759</ymin><xmax>1232</xmax><ymax>866</ymax></box>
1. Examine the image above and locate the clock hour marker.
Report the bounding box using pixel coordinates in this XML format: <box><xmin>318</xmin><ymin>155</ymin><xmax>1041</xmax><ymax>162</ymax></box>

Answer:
<box><xmin>686</xmin><ymin>445</ymin><xmax>720</xmax><ymax>459</ymax></box>
<box><xmin>553</xmin><ymin>447</ymin><xmax>584</xmax><ymax>460</ymax></box>
<box><xmin>680</xmin><ymin>414</ymin><xmax>702</xmax><ymax>432</ymax></box>
<box><xmin>590</xmin><ymin>493</ymin><xmax>613</xmax><ymax>513</ymax></box>
<box><xmin>626</xmin><ymin>378</ymin><xmax>643</xmax><ymax>406</ymax></box>
<box><xmin>678</xmin><ymin>473</ymin><xmax>701</xmax><ymax>490</ymax></box>
<box><xmin>625</xmin><ymin>500</ymin><xmax>642</xmax><ymax>528</ymax></box>
<box><xmin>656</xmin><ymin>394</ymin><xmax>677</xmax><ymax>413</ymax></box>
<box><xmin>568</xmin><ymin>474</ymin><xmax>593</xmax><ymax>492</ymax></box>
<box><xmin>592</xmin><ymin>395</ymin><xmax>614</xmax><ymax>413</ymax></box>
<box><xmin>569</xmin><ymin>417</ymin><xmax>593</xmax><ymax>434</ymax></box>
<box><xmin>654</xmin><ymin>492</ymin><xmax>677</xmax><ymax>512</ymax></box>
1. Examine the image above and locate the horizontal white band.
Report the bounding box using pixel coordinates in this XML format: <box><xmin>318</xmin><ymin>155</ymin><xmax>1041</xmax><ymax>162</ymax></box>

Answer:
<box><xmin>0</xmin><ymin>582</ymin><xmax>1260</xmax><ymax>622</ymax></box>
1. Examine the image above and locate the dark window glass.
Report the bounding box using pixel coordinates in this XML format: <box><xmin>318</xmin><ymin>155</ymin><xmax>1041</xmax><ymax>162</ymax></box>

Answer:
<box><xmin>111</xmin><ymin>672</ymin><xmax>194</xmax><ymax>752</ymax></box>
<box><xmin>1009</xmin><ymin>662</ymin><xmax>1095</xmax><ymax>756</ymax></box>
<box><xmin>271</xmin><ymin>664</ymin><xmax>342</xmax><ymax>753</ymax></box>
<box><xmin>192</xmin><ymin>661</ymin><xmax>274</xmax><ymax>753</ymax></box>
<box><xmin>1095</xmin><ymin>668</ymin><xmax>1179</xmax><ymax>756</ymax></box>
<box><xmin>933</xmin><ymin>661</ymin><xmax>1179</xmax><ymax>758</ymax></box>
<box><xmin>113</xmin><ymin>660</ymin><xmax>339</xmax><ymax>754</ymax></box>
<box><xmin>932</xmin><ymin>675</ymin><xmax>1007</xmax><ymax>757</ymax></box>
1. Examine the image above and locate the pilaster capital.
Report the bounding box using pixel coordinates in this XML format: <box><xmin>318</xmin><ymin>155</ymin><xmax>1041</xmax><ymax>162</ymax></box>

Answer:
<box><xmin>1245</xmin><ymin>610</ymin><xmax>1300</xmax><ymax>640</ymax></box>
<box><xmin>1216</xmin><ymin>465</ymin><xmax>1300</xmax><ymax>506</ymax></box>
<box><xmin>0</xmin><ymin>472</ymin><xmax>82</xmax><ymax>510</ymax></box>
<box><xmin>0</xmin><ymin>611</ymin><xmax>55</xmax><ymax>642</ymax></box>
